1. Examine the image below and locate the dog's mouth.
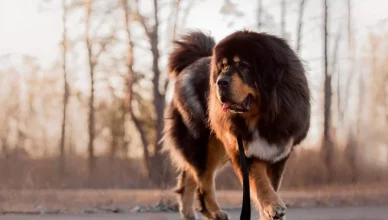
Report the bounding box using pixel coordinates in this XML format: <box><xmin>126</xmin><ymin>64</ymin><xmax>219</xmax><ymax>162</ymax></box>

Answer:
<box><xmin>222</xmin><ymin>94</ymin><xmax>252</xmax><ymax>113</ymax></box>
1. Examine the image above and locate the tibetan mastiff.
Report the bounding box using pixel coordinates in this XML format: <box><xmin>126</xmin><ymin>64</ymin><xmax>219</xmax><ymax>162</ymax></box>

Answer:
<box><xmin>162</xmin><ymin>30</ymin><xmax>311</xmax><ymax>220</ymax></box>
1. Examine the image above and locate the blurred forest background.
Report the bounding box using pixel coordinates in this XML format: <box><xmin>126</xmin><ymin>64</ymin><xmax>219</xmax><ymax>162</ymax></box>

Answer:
<box><xmin>0</xmin><ymin>0</ymin><xmax>387</xmax><ymax>190</ymax></box>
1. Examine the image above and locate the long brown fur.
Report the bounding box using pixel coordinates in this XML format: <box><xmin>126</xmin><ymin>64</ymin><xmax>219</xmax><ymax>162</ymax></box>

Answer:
<box><xmin>163</xmin><ymin>30</ymin><xmax>311</xmax><ymax>220</ymax></box>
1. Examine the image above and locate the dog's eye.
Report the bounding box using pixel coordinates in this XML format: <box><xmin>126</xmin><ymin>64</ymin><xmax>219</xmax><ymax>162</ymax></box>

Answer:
<box><xmin>239</xmin><ymin>61</ymin><xmax>250</xmax><ymax>68</ymax></box>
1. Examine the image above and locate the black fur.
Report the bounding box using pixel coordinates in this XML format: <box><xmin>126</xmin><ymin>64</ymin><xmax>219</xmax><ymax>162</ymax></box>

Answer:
<box><xmin>163</xmin><ymin>30</ymin><xmax>311</xmax><ymax>219</ymax></box>
<box><xmin>163</xmin><ymin>32</ymin><xmax>215</xmax><ymax>176</ymax></box>
<box><xmin>196</xmin><ymin>188</ymin><xmax>209</xmax><ymax>215</ymax></box>
<box><xmin>168</xmin><ymin>31</ymin><xmax>215</xmax><ymax>77</ymax></box>
<box><xmin>209</xmin><ymin>30</ymin><xmax>311</xmax><ymax>147</ymax></box>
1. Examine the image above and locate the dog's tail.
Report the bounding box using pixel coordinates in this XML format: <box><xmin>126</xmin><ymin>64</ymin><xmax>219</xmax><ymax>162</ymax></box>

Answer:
<box><xmin>168</xmin><ymin>31</ymin><xmax>215</xmax><ymax>78</ymax></box>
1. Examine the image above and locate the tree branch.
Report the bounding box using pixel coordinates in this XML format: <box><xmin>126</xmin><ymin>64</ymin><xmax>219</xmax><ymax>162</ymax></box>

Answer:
<box><xmin>134</xmin><ymin>0</ymin><xmax>152</xmax><ymax>39</ymax></box>
<box><xmin>94</xmin><ymin>26</ymin><xmax>117</xmax><ymax>60</ymax></box>
<box><xmin>296</xmin><ymin>0</ymin><xmax>306</xmax><ymax>53</ymax></box>
<box><xmin>122</xmin><ymin>0</ymin><xmax>151</xmax><ymax>178</ymax></box>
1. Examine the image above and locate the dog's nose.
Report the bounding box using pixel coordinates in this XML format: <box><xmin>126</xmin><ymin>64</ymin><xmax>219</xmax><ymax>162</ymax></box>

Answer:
<box><xmin>217</xmin><ymin>78</ymin><xmax>230</xmax><ymax>88</ymax></box>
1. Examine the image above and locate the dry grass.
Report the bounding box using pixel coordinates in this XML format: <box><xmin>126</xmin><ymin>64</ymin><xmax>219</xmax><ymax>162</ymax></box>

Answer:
<box><xmin>1</xmin><ymin>147</ymin><xmax>388</xmax><ymax>214</ymax></box>
<box><xmin>1</xmin><ymin>145</ymin><xmax>387</xmax><ymax>190</ymax></box>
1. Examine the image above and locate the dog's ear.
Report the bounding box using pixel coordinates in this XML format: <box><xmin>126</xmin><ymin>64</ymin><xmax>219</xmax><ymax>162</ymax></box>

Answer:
<box><xmin>250</xmin><ymin>39</ymin><xmax>287</xmax><ymax>121</ymax></box>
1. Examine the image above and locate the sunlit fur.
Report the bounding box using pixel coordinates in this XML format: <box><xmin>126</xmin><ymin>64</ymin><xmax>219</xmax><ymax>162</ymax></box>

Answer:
<box><xmin>162</xmin><ymin>30</ymin><xmax>311</xmax><ymax>220</ymax></box>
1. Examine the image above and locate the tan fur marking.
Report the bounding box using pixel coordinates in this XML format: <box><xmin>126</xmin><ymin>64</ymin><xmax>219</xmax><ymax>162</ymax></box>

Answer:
<box><xmin>222</xmin><ymin>57</ymin><xmax>228</xmax><ymax>64</ymax></box>
<box><xmin>217</xmin><ymin>62</ymin><xmax>222</xmax><ymax>70</ymax></box>
<box><xmin>226</xmin><ymin>151</ymin><xmax>286</xmax><ymax>220</ymax></box>
<box><xmin>177</xmin><ymin>137</ymin><xmax>228</xmax><ymax>219</ymax></box>
<box><xmin>233</xmin><ymin>55</ymin><xmax>240</xmax><ymax>63</ymax></box>
<box><xmin>230</xmin><ymin>73</ymin><xmax>258</xmax><ymax>103</ymax></box>
<box><xmin>178</xmin><ymin>172</ymin><xmax>198</xmax><ymax>219</ymax></box>
<box><xmin>249</xmin><ymin>161</ymin><xmax>279</xmax><ymax>207</ymax></box>
<box><xmin>249</xmin><ymin>160</ymin><xmax>286</xmax><ymax>219</ymax></box>
<box><xmin>199</xmin><ymin>137</ymin><xmax>227</xmax><ymax>215</ymax></box>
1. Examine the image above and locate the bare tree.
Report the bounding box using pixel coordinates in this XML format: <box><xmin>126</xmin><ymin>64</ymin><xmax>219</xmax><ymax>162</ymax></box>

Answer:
<box><xmin>257</xmin><ymin>0</ymin><xmax>263</xmax><ymax>29</ymax></box>
<box><xmin>135</xmin><ymin>0</ymin><xmax>169</xmax><ymax>184</ymax></box>
<box><xmin>340</xmin><ymin>0</ymin><xmax>355</xmax><ymax>123</ymax></box>
<box><xmin>83</xmin><ymin>0</ymin><xmax>117</xmax><ymax>176</ymax></box>
<box><xmin>121</xmin><ymin>0</ymin><xmax>152</xmax><ymax>179</ymax></box>
<box><xmin>84</xmin><ymin>0</ymin><xmax>96</xmax><ymax>176</ymax></box>
<box><xmin>171</xmin><ymin>0</ymin><xmax>181</xmax><ymax>40</ymax></box>
<box><xmin>344</xmin><ymin>0</ymin><xmax>358</xmax><ymax>183</ymax></box>
<box><xmin>59</xmin><ymin>0</ymin><xmax>69</xmax><ymax>176</ymax></box>
<box><xmin>180</xmin><ymin>0</ymin><xmax>196</xmax><ymax>30</ymax></box>
<box><xmin>121</xmin><ymin>0</ymin><xmax>185</xmax><ymax>185</ymax></box>
<box><xmin>296</xmin><ymin>0</ymin><xmax>306</xmax><ymax>53</ymax></box>
<box><xmin>280</xmin><ymin>0</ymin><xmax>286</xmax><ymax>38</ymax></box>
<box><xmin>332</xmin><ymin>25</ymin><xmax>341</xmax><ymax>121</ymax></box>
<box><xmin>322</xmin><ymin>0</ymin><xmax>334</xmax><ymax>183</ymax></box>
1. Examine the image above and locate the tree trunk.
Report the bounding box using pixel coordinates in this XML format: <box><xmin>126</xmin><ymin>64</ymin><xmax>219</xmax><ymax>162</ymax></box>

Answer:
<box><xmin>110</xmin><ymin>134</ymin><xmax>118</xmax><ymax>162</ymax></box>
<box><xmin>171</xmin><ymin>0</ymin><xmax>181</xmax><ymax>40</ymax></box>
<box><xmin>341</xmin><ymin>0</ymin><xmax>354</xmax><ymax>123</ymax></box>
<box><xmin>332</xmin><ymin>27</ymin><xmax>341</xmax><ymax>119</ymax></box>
<box><xmin>121</xmin><ymin>0</ymin><xmax>152</xmax><ymax>179</ymax></box>
<box><xmin>85</xmin><ymin>0</ymin><xmax>96</xmax><ymax>177</ymax></box>
<box><xmin>150</xmin><ymin>0</ymin><xmax>169</xmax><ymax>186</ymax></box>
<box><xmin>280</xmin><ymin>0</ymin><xmax>286</xmax><ymax>38</ymax></box>
<box><xmin>344</xmin><ymin>0</ymin><xmax>358</xmax><ymax>183</ymax></box>
<box><xmin>109</xmin><ymin>101</ymin><xmax>127</xmax><ymax>163</ymax></box>
<box><xmin>257</xmin><ymin>0</ymin><xmax>263</xmax><ymax>30</ymax></box>
<box><xmin>1</xmin><ymin>127</ymin><xmax>9</xmax><ymax>159</ymax></box>
<box><xmin>180</xmin><ymin>0</ymin><xmax>195</xmax><ymax>30</ymax></box>
<box><xmin>131</xmin><ymin>0</ymin><xmax>180</xmax><ymax>186</ymax></box>
<box><xmin>322</xmin><ymin>0</ymin><xmax>334</xmax><ymax>183</ymax></box>
<box><xmin>296</xmin><ymin>0</ymin><xmax>306</xmax><ymax>53</ymax></box>
<box><xmin>59</xmin><ymin>0</ymin><xmax>68</xmax><ymax>177</ymax></box>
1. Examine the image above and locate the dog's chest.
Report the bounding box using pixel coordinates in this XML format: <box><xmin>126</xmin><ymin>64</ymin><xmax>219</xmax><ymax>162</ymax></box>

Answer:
<box><xmin>245</xmin><ymin>130</ymin><xmax>293</xmax><ymax>163</ymax></box>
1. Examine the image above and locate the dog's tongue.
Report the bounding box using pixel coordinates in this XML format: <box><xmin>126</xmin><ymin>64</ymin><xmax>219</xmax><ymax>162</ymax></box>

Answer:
<box><xmin>222</xmin><ymin>102</ymin><xmax>232</xmax><ymax>112</ymax></box>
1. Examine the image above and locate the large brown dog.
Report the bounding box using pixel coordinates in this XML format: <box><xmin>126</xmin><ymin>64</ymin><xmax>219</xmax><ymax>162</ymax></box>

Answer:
<box><xmin>162</xmin><ymin>30</ymin><xmax>311</xmax><ymax>220</ymax></box>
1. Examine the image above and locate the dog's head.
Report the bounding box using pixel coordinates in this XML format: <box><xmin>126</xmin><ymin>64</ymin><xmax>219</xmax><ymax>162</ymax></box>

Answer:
<box><xmin>210</xmin><ymin>30</ymin><xmax>291</xmax><ymax>117</ymax></box>
<box><xmin>212</xmin><ymin>53</ymin><xmax>258</xmax><ymax>114</ymax></box>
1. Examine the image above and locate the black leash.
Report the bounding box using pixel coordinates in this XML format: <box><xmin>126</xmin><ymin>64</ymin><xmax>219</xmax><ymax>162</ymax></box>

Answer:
<box><xmin>237</xmin><ymin>135</ymin><xmax>251</xmax><ymax>220</ymax></box>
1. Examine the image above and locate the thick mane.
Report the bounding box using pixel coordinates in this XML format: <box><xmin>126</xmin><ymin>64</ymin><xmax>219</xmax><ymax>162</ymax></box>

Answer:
<box><xmin>209</xmin><ymin>30</ymin><xmax>311</xmax><ymax>145</ymax></box>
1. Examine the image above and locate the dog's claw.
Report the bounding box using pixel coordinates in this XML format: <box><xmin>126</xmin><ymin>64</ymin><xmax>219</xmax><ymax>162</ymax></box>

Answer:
<box><xmin>211</xmin><ymin>210</ymin><xmax>230</xmax><ymax>220</ymax></box>
<box><xmin>180</xmin><ymin>207</ymin><xmax>198</xmax><ymax>220</ymax></box>
<box><xmin>261</xmin><ymin>203</ymin><xmax>286</xmax><ymax>220</ymax></box>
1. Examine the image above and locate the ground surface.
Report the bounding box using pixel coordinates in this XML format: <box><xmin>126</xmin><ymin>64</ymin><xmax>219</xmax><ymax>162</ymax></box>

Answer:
<box><xmin>2</xmin><ymin>206</ymin><xmax>388</xmax><ymax>220</ymax></box>
<box><xmin>1</xmin><ymin>184</ymin><xmax>388</xmax><ymax>219</ymax></box>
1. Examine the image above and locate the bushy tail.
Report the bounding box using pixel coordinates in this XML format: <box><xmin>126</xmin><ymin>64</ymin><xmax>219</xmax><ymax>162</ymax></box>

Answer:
<box><xmin>168</xmin><ymin>31</ymin><xmax>216</xmax><ymax>78</ymax></box>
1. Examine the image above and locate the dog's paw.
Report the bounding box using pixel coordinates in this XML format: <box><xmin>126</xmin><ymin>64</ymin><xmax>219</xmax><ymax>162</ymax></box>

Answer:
<box><xmin>180</xmin><ymin>208</ymin><xmax>198</xmax><ymax>220</ymax></box>
<box><xmin>210</xmin><ymin>210</ymin><xmax>230</xmax><ymax>220</ymax></box>
<box><xmin>261</xmin><ymin>202</ymin><xmax>286</xmax><ymax>220</ymax></box>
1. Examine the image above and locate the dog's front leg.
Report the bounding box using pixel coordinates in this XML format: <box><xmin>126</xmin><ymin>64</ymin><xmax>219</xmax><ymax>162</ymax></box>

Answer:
<box><xmin>229</xmin><ymin>154</ymin><xmax>286</xmax><ymax>220</ymax></box>
<box><xmin>249</xmin><ymin>159</ymin><xmax>286</xmax><ymax>220</ymax></box>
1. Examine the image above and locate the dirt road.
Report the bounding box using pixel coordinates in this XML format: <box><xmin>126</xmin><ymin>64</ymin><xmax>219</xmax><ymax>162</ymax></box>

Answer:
<box><xmin>2</xmin><ymin>206</ymin><xmax>388</xmax><ymax>220</ymax></box>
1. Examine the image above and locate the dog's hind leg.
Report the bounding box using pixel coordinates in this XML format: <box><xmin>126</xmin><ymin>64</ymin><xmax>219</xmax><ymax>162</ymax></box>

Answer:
<box><xmin>175</xmin><ymin>170</ymin><xmax>198</xmax><ymax>220</ymax></box>
<box><xmin>196</xmin><ymin>137</ymin><xmax>229</xmax><ymax>220</ymax></box>
<box><xmin>196</xmin><ymin>171</ymin><xmax>229</xmax><ymax>220</ymax></box>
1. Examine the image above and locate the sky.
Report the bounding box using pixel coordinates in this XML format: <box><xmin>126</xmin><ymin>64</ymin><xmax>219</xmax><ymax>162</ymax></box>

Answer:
<box><xmin>0</xmin><ymin>0</ymin><xmax>62</xmax><ymax>66</ymax></box>
<box><xmin>0</xmin><ymin>0</ymin><xmax>387</xmax><ymax>149</ymax></box>
<box><xmin>1</xmin><ymin>0</ymin><xmax>387</xmax><ymax>62</ymax></box>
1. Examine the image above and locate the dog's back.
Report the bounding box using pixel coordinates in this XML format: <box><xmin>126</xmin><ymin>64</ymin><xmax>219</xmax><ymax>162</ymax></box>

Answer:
<box><xmin>162</xmin><ymin>31</ymin><xmax>215</xmax><ymax>173</ymax></box>
<box><xmin>162</xmin><ymin>32</ymin><xmax>233</xmax><ymax>219</ymax></box>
